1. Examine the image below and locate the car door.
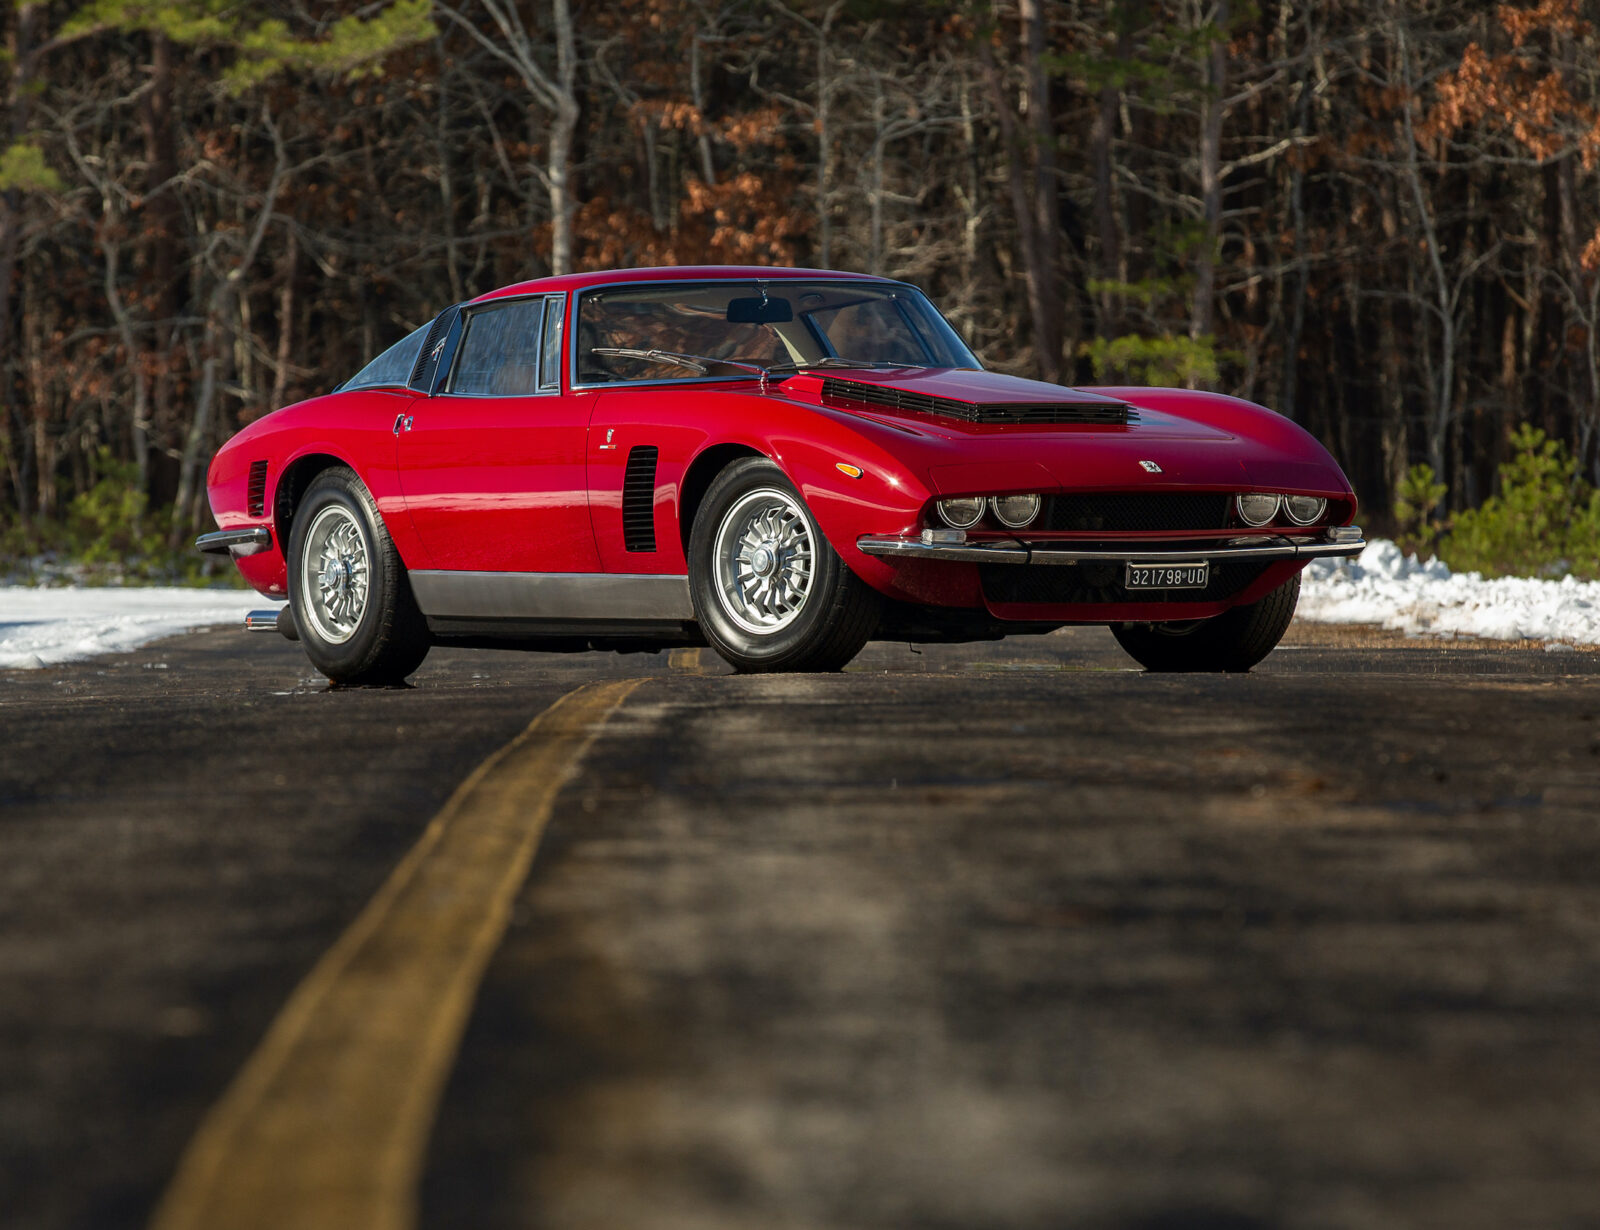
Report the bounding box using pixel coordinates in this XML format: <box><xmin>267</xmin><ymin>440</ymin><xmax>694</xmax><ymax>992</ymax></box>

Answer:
<box><xmin>394</xmin><ymin>293</ymin><xmax>601</xmax><ymax>573</ymax></box>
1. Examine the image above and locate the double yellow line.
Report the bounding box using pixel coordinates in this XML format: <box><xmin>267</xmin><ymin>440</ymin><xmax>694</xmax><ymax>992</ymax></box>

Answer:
<box><xmin>150</xmin><ymin>678</ymin><xmax>641</xmax><ymax>1230</ymax></box>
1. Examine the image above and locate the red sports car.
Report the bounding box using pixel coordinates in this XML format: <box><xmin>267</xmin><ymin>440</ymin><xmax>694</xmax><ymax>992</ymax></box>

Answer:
<box><xmin>198</xmin><ymin>265</ymin><xmax>1363</xmax><ymax>680</ymax></box>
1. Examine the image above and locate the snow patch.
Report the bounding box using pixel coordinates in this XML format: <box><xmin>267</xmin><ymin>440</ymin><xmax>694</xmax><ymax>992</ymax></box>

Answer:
<box><xmin>1299</xmin><ymin>539</ymin><xmax>1600</xmax><ymax>647</ymax></box>
<box><xmin>5</xmin><ymin>541</ymin><xmax>1598</xmax><ymax>670</ymax></box>
<box><xmin>0</xmin><ymin>586</ymin><xmax>264</xmax><ymax>669</ymax></box>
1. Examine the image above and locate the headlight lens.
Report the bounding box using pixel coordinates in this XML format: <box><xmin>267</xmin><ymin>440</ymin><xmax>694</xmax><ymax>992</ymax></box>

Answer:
<box><xmin>936</xmin><ymin>496</ymin><xmax>986</xmax><ymax>529</ymax></box>
<box><xmin>989</xmin><ymin>493</ymin><xmax>1042</xmax><ymax>528</ymax></box>
<box><xmin>1235</xmin><ymin>492</ymin><xmax>1281</xmax><ymax>526</ymax></box>
<box><xmin>1283</xmin><ymin>495</ymin><xmax>1328</xmax><ymax>525</ymax></box>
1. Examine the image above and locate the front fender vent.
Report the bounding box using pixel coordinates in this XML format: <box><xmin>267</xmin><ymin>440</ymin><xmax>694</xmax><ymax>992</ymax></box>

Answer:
<box><xmin>247</xmin><ymin>460</ymin><xmax>269</xmax><ymax>517</ymax></box>
<box><xmin>820</xmin><ymin>377</ymin><xmax>1135</xmax><ymax>426</ymax></box>
<box><xmin>622</xmin><ymin>445</ymin><xmax>660</xmax><ymax>552</ymax></box>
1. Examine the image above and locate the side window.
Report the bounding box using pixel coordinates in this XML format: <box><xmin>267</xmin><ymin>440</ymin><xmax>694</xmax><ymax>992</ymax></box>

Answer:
<box><xmin>539</xmin><ymin>294</ymin><xmax>563</xmax><ymax>392</ymax></box>
<box><xmin>344</xmin><ymin>322</ymin><xmax>429</xmax><ymax>390</ymax></box>
<box><xmin>450</xmin><ymin>299</ymin><xmax>546</xmax><ymax>396</ymax></box>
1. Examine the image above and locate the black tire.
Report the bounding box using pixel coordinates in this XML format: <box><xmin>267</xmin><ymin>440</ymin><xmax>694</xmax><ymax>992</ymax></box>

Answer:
<box><xmin>689</xmin><ymin>457</ymin><xmax>880</xmax><ymax>672</ymax></box>
<box><xmin>287</xmin><ymin>467</ymin><xmax>431</xmax><ymax>684</ymax></box>
<box><xmin>1110</xmin><ymin>572</ymin><xmax>1301</xmax><ymax>673</ymax></box>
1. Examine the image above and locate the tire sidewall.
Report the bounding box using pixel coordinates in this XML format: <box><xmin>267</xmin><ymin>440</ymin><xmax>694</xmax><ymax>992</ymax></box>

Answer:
<box><xmin>1111</xmin><ymin>572</ymin><xmax>1301</xmax><ymax>673</ymax></box>
<box><xmin>689</xmin><ymin>459</ymin><xmax>847</xmax><ymax>669</ymax></box>
<box><xmin>288</xmin><ymin>473</ymin><xmax>391</xmax><ymax>678</ymax></box>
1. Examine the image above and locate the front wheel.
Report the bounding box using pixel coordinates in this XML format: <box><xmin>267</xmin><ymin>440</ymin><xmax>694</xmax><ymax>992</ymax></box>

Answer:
<box><xmin>1111</xmin><ymin>573</ymin><xmax>1301</xmax><ymax>673</ymax></box>
<box><xmin>288</xmin><ymin>467</ymin><xmax>430</xmax><ymax>684</ymax></box>
<box><xmin>689</xmin><ymin>457</ymin><xmax>880</xmax><ymax>672</ymax></box>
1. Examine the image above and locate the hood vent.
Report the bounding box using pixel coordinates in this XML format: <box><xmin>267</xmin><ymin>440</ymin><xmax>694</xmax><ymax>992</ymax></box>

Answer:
<box><xmin>820</xmin><ymin>377</ymin><xmax>1135</xmax><ymax>426</ymax></box>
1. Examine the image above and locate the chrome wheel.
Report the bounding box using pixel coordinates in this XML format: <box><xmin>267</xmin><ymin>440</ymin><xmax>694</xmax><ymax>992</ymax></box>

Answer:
<box><xmin>299</xmin><ymin>504</ymin><xmax>370</xmax><ymax>644</ymax></box>
<box><xmin>712</xmin><ymin>487</ymin><xmax>816</xmax><ymax>635</ymax></box>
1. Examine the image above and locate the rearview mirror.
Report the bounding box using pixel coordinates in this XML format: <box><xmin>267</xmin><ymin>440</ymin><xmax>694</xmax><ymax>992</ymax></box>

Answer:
<box><xmin>727</xmin><ymin>296</ymin><xmax>793</xmax><ymax>324</ymax></box>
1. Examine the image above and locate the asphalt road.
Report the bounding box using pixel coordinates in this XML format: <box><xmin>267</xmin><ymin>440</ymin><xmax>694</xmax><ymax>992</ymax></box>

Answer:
<box><xmin>2</xmin><ymin>619</ymin><xmax>1599</xmax><ymax>1230</ymax></box>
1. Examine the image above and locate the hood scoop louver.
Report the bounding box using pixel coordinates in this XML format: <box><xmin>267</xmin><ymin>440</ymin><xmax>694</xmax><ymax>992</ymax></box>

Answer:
<box><xmin>820</xmin><ymin>377</ymin><xmax>1135</xmax><ymax>426</ymax></box>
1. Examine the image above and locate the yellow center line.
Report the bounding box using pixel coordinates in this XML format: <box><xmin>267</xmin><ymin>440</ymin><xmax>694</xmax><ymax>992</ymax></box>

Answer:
<box><xmin>668</xmin><ymin>646</ymin><xmax>707</xmax><ymax>673</ymax></box>
<box><xmin>149</xmin><ymin>677</ymin><xmax>643</xmax><ymax>1230</ymax></box>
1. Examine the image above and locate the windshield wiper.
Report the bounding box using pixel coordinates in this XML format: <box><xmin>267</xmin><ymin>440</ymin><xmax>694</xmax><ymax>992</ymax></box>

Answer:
<box><xmin>590</xmin><ymin>347</ymin><xmax>768</xmax><ymax>376</ymax></box>
<box><xmin>764</xmin><ymin>358</ymin><xmax>925</xmax><ymax>373</ymax></box>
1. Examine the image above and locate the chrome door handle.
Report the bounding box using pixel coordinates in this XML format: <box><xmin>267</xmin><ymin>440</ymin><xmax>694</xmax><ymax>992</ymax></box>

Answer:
<box><xmin>393</xmin><ymin>414</ymin><xmax>414</xmax><ymax>435</ymax></box>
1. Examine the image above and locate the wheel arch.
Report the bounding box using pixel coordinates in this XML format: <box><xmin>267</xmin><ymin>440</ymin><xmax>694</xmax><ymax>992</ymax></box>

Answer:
<box><xmin>273</xmin><ymin>451</ymin><xmax>354</xmax><ymax>557</ymax></box>
<box><xmin>677</xmin><ymin>442</ymin><xmax>768</xmax><ymax>556</ymax></box>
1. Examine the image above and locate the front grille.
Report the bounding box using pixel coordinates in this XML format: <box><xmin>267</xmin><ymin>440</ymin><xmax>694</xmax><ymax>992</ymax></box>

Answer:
<box><xmin>247</xmin><ymin>460</ymin><xmax>269</xmax><ymax>517</ymax></box>
<box><xmin>1044</xmin><ymin>491</ymin><xmax>1232</xmax><ymax>533</ymax></box>
<box><xmin>621</xmin><ymin>445</ymin><xmax>659</xmax><ymax>552</ymax></box>
<box><xmin>980</xmin><ymin>560</ymin><xmax>1269</xmax><ymax>606</ymax></box>
<box><xmin>820</xmin><ymin>377</ymin><xmax>1134</xmax><ymax>426</ymax></box>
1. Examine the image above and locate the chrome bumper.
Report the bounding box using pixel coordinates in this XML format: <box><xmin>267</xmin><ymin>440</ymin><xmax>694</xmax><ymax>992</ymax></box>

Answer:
<box><xmin>856</xmin><ymin>526</ymin><xmax>1366</xmax><ymax>566</ymax></box>
<box><xmin>196</xmin><ymin>526</ymin><xmax>272</xmax><ymax>556</ymax></box>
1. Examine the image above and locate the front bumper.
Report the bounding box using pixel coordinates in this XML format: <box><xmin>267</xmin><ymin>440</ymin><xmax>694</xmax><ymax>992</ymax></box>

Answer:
<box><xmin>196</xmin><ymin>526</ymin><xmax>272</xmax><ymax>556</ymax></box>
<box><xmin>856</xmin><ymin>525</ymin><xmax>1366</xmax><ymax>566</ymax></box>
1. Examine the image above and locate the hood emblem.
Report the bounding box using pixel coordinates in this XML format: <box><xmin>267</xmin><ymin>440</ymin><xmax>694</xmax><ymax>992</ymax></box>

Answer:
<box><xmin>1139</xmin><ymin>460</ymin><xmax>1163</xmax><ymax>474</ymax></box>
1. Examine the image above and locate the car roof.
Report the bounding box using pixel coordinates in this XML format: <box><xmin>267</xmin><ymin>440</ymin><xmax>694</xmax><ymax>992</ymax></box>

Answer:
<box><xmin>471</xmin><ymin>266</ymin><xmax>895</xmax><ymax>304</ymax></box>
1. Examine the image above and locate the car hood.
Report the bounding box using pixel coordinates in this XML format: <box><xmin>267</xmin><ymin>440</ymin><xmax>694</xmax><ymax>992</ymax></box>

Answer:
<box><xmin>780</xmin><ymin>369</ymin><xmax>1232</xmax><ymax>440</ymax></box>
<box><xmin>773</xmin><ymin>369</ymin><xmax>1354</xmax><ymax>498</ymax></box>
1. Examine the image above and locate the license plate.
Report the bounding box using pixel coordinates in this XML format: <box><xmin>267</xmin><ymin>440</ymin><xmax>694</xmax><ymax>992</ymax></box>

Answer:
<box><xmin>1125</xmin><ymin>561</ymin><xmax>1209</xmax><ymax>589</ymax></box>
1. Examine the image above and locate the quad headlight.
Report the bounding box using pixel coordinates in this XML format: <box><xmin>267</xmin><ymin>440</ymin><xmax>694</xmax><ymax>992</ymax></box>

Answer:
<box><xmin>989</xmin><ymin>493</ymin><xmax>1042</xmax><ymax>528</ymax></box>
<box><xmin>935</xmin><ymin>496</ymin><xmax>986</xmax><ymax>529</ymax></box>
<box><xmin>1235</xmin><ymin>492</ymin><xmax>1282</xmax><ymax>526</ymax></box>
<box><xmin>1283</xmin><ymin>495</ymin><xmax>1328</xmax><ymax>525</ymax></box>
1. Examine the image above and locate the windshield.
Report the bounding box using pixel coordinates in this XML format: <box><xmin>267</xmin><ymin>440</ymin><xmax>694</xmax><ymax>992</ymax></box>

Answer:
<box><xmin>574</xmin><ymin>280</ymin><xmax>980</xmax><ymax>385</ymax></box>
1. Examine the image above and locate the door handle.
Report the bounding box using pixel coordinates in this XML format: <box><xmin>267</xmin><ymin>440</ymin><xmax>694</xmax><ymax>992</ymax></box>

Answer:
<box><xmin>392</xmin><ymin>414</ymin><xmax>414</xmax><ymax>436</ymax></box>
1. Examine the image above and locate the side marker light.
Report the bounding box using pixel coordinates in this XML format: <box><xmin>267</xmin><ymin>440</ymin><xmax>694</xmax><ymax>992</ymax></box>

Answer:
<box><xmin>836</xmin><ymin>463</ymin><xmax>863</xmax><ymax>479</ymax></box>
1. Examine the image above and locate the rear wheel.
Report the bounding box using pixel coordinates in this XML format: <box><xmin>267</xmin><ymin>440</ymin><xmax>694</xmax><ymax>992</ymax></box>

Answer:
<box><xmin>689</xmin><ymin>457</ymin><xmax>879</xmax><ymax>672</ymax></box>
<box><xmin>1111</xmin><ymin>573</ymin><xmax>1300</xmax><ymax>673</ymax></box>
<box><xmin>288</xmin><ymin>467</ymin><xmax>430</xmax><ymax>684</ymax></box>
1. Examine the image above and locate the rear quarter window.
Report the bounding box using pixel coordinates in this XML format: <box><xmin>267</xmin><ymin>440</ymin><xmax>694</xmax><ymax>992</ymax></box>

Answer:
<box><xmin>343</xmin><ymin>322</ymin><xmax>429</xmax><ymax>390</ymax></box>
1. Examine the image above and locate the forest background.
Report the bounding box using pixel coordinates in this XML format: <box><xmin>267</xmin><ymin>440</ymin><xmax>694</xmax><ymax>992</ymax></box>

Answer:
<box><xmin>4</xmin><ymin>0</ymin><xmax>1600</xmax><ymax>579</ymax></box>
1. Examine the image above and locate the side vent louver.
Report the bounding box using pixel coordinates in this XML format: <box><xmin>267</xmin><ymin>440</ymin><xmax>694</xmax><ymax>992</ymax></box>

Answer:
<box><xmin>247</xmin><ymin>460</ymin><xmax>269</xmax><ymax>517</ymax></box>
<box><xmin>622</xmin><ymin>446</ymin><xmax>659</xmax><ymax>552</ymax></box>
<box><xmin>408</xmin><ymin>307</ymin><xmax>458</xmax><ymax>391</ymax></box>
<box><xmin>820</xmin><ymin>377</ymin><xmax>1135</xmax><ymax>426</ymax></box>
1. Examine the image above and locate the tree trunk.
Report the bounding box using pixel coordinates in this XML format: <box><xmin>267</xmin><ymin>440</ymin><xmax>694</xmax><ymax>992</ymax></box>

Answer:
<box><xmin>869</xmin><ymin>74</ymin><xmax>886</xmax><ymax>275</ymax></box>
<box><xmin>545</xmin><ymin>0</ymin><xmax>578</xmax><ymax>275</ymax></box>
<box><xmin>1090</xmin><ymin>25</ymin><xmax>1124</xmax><ymax>336</ymax></box>
<box><xmin>271</xmin><ymin>229</ymin><xmax>297</xmax><ymax>411</ymax></box>
<box><xmin>1</xmin><ymin>2</ymin><xmax>43</xmax><ymax>519</ymax></box>
<box><xmin>983</xmin><ymin>0</ymin><xmax>1062</xmax><ymax>383</ymax></box>
<box><xmin>1020</xmin><ymin>0</ymin><xmax>1063</xmax><ymax>382</ymax></box>
<box><xmin>690</xmin><ymin>32</ymin><xmax>716</xmax><ymax>186</ymax></box>
<box><xmin>1191</xmin><ymin>0</ymin><xmax>1227</xmax><ymax>344</ymax></box>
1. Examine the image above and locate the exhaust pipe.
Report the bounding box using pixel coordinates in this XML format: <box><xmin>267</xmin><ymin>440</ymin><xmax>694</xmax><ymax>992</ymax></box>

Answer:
<box><xmin>244</xmin><ymin>607</ymin><xmax>299</xmax><ymax>641</ymax></box>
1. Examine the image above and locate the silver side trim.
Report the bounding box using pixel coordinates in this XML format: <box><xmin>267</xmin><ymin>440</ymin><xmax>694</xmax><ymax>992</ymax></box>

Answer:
<box><xmin>196</xmin><ymin>526</ymin><xmax>272</xmax><ymax>556</ymax></box>
<box><xmin>857</xmin><ymin>528</ymin><xmax>1367</xmax><ymax>566</ymax></box>
<box><xmin>409</xmin><ymin>570</ymin><xmax>695</xmax><ymax>621</ymax></box>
